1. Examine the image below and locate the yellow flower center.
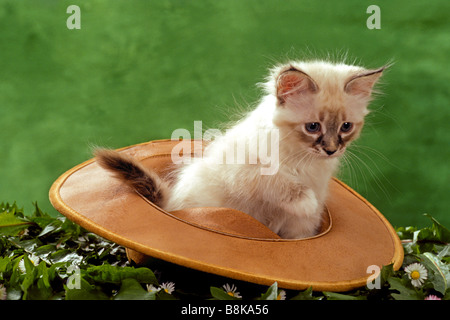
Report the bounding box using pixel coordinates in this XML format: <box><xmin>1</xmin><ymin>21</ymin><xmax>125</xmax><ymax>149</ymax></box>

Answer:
<box><xmin>227</xmin><ymin>291</ymin><xmax>234</xmax><ymax>297</ymax></box>
<box><xmin>411</xmin><ymin>270</ymin><xmax>421</xmax><ymax>280</ymax></box>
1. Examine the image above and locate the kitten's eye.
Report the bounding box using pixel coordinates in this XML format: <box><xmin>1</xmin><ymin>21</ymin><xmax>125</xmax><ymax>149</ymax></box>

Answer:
<box><xmin>305</xmin><ymin>122</ymin><xmax>321</xmax><ymax>133</ymax></box>
<box><xmin>340</xmin><ymin>122</ymin><xmax>353</xmax><ymax>133</ymax></box>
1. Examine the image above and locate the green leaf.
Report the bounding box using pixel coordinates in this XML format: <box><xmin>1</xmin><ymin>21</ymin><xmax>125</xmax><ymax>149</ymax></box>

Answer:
<box><xmin>65</xmin><ymin>278</ymin><xmax>109</xmax><ymax>300</ymax></box>
<box><xmin>114</xmin><ymin>278</ymin><xmax>155</xmax><ymax>300</ymax></box>
<box><xmin>0</xmin><ymin>257</ymin><xmax>13</xmax><ymax>275</ymax></box>
<box><xmin>210</xmin><ymin>286</ymin><xmax>240</xmax><ymax>300</ymax></box>
<box><xmin>420</xmin><ymin>252</ymin><xmax>448</xmax><ymax>295</ymax></box>
<box><xmin>424</xmin><ymin>214</ymin><xmax>450</xmax><ymax>243</ymax></box>
<box><xmin>323</xmin><ymin>291</ymin><xmax>366</xmax><ymax>300</ymax></box>
<box><xmin>49</xmin><ymin>249</ymin><xmax>83</xmax><ymax>264</ymax></box>
<box><xmin>85</xmin><ymin>264</ymin><xmax>158</xmax><ymax>285</ymax></box>
<box><xmin>380</xmin><ymin>264</ymin><xmax>395</xmax><ymax>285</ymax></box>
<box><xmin>387</xmin><ymin>277</ymin><xmax>423</xmax><ymax>300</ymax></box>
<box><xmin>156</xmin><ymin>290</ymin><xmax>178</xmax><ymax>300</ymax></box>
<box><xmin>37</xmin><ymin>218</ymin><xmax>63</xmax><ymax>237</ymax></box>
<box><xmin>396</xmin><ymin>226</ymin><xmax>417</xmax><ymax>240</ymax></box>
<box><xmin>259</xmin><ymin>282</ymin><xmax>278</xmax><ymax>300</ymax></box>
<box><xmin>290</xmin><ymin>286</ymin><xmax>317</xmax><ymax>300</ymax></box>
<box><xmin>31</xmin><ymin>202</ymin><xmax>48</xmax><ymax>218</ymax></box>
<box><xmin>0</xmin><ymin>211</ymin><xmax>33</xmax><ymax>236</ymax></box>
<box><xmin>21</xmin><ymin>255</ymin><xmax>38</xmax><ymax>300</ymax></box>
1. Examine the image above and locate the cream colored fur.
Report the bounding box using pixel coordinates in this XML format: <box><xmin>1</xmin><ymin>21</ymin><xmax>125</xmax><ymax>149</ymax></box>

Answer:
<box><xmin>165</xmin><ymin>60</ymin><xmax>384</xmax><ymax>239</ymax></box>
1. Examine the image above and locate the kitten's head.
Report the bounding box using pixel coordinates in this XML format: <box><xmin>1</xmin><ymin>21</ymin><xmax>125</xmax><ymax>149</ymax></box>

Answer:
<box><xmin>267</xmin><ymin>61</ymin><xmax>386</xmax><ymax>158</ymax></box>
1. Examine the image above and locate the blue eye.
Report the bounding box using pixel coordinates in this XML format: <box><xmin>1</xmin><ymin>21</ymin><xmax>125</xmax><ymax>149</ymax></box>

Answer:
<box><xmin>340</xmin><ymin>122</ymin><xmax>353</xmax><ymax>133</ymax></box>
<box><xmin>305</xmin><ymin>122</ymin><xmax>321</xmax><ymax>133</ymax></box>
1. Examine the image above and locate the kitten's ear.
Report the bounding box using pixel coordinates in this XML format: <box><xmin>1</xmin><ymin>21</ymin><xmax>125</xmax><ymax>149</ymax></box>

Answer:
<box><xmin>276</xmin><ymin>68</ymin><xmax>318</xmax><ymax>104</ymax></box>
<box><xmin>344</xmin><ymin>66</ymin><xmax>386</xmax><ymax>97</ymax></box>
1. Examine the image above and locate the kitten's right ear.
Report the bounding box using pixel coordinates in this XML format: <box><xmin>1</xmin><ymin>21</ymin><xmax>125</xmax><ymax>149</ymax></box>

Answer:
<box><xmin>276</xmin><ymin>68</ymin><xmax>318</xmax><ymax>105</ymax></box>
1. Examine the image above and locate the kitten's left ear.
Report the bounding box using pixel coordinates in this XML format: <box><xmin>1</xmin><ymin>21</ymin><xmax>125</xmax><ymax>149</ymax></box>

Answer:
<box><xmin>344</xmin><ymin>66</ymin><xmax>386</xmax><ymax>97</ymax></box>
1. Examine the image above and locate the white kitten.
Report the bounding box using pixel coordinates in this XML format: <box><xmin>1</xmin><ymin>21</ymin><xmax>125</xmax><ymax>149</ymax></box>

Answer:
<box><xmin>96</xmin><ymin>60</ymin><xmax>385</xmax><ymax>239</ymax></box>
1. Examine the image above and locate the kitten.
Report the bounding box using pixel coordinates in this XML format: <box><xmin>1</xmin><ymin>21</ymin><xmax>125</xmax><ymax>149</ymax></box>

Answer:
<box><xmin>95</xmin><ymin>60</ymin><xmax>386</xmax><ymax>239</ymax></box>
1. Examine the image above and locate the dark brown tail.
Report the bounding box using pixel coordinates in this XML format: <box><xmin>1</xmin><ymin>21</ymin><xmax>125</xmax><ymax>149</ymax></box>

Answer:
<box><xmin>94</xmin><ymin>148</ymin><xmax>168</xmax><ymax>207</ymax></box>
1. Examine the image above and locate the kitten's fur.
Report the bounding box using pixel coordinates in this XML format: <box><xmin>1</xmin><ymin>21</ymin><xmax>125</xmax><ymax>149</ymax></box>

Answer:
<box><xmin>96</xmin><ymin>60</ymin><xmax>385</xmax><ymax>239</ymax></box>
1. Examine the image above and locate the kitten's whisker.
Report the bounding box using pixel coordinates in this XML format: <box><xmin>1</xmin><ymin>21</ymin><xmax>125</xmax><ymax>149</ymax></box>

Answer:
<box><xmin>279</xmin><ymin>149</ymin><xmax>309</xmax><ymax>167</ymax></box>
<box><xmin>346</xmin><ymin>150</ymin><xmax>393</xmax><ymax>203</ymax></box>
<box><xmin>350</xmin><ymin>144</ymin><xmax>401</xmax><ymax>171</ymax></box>
<box><xmin>348</xmin><ymin>145</ymin><xmax>400</xmax><ymax>194</ymax></box>
<box><xmin>342</xmin><ymin>151</ymin><xmax>368</xmax><ymax>195</ymax></box>
<box><xmin>340</xmin><ymin>154</ymin><xmax>357</xmax><ymax>190</ymax></box>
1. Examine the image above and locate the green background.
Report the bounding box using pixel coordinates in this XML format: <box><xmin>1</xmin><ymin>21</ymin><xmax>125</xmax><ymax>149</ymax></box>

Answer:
<box><xmin>0</xmin><ymin>0</ymin><xmax>448</xmax><ymax>228</ymax></box>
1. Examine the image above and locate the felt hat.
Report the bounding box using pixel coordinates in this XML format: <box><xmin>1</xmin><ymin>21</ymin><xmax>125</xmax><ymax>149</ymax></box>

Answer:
<box><xmin>49</xmin><ymin>139</ymin><xmax>403</xmax><ymax>292</ymax></box>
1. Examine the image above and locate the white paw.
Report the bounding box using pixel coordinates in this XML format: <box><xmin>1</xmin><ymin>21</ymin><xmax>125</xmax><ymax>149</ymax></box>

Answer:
<box><xmin>281</xmin><ymin>188</ymin><xmax>319</xmax><ymax>218</ymax></box>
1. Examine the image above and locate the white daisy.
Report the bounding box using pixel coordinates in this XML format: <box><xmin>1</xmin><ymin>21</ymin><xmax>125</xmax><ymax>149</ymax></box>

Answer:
<box><xmin>277</xmin><ymin>290</ymin><xmax>286</xmax><ymax>300</ymax></box>
<box><xmin>18</xmin><ymin>254</ymin><xmax>40</xmax><ymax>273</ymax></box>
<box><xmin>222</xmin><ymin>283</ymin><xmax>242</xmax><ymax>298</ymax></box>
<box><xmin>160</xmin><ymin>282</ymin><xmax>175</xmax><ymax>295</ymax></box>
<box><xmin>404</xmin><ymin>263</ymin><xmax>428</xmax><ymax>287</ymax></box>
<box><xmin>146</xmin><ymin>284</ymin><xmax>161</xmax><ymax>293</ymax></box>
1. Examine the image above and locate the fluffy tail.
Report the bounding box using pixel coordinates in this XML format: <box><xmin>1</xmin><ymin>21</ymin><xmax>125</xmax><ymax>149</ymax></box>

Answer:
<box><xmin>94</xmin><ymin>148</ymin><xmax>168</xmax><ymax>207</ymax></box>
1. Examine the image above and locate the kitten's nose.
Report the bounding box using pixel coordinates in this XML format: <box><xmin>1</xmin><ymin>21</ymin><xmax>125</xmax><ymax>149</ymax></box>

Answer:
<box><xmin>324</xmin><ymin>149</ymin><xmax>337</xmax><ymax>156</ymax></box>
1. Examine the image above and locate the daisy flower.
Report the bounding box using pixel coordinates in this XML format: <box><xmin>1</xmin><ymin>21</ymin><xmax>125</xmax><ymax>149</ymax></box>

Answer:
<box><xmin>222</xmin><ymin>283</ymin><xmax>242</xmax><ymax>298</ymax></box>
<box><xmin>160</xmin><ymin>282</ymin><xmax>175</xmax><ymax>295</ymax></box>
<box><xmin>18</xmin><ymin>254</ymin><xmax>40</xmax><ymax>273</ymax></box>
<box><xmin>277</xmin><ymin>290</ymin><xmax>286</xmax><ymax>300</ymax></box>
<box><xmin>404</xmin><ymin>263</ymin><xmax>428</xmax><ymax>287</ymax></box>
<box><xmin>424</xmin><ymin>295</ymin><xmax>441</xmax><ymax>300</ymax></box>
<box><xmin>146</xmin><ymin>284</ymin><xmax>161</xmax><ymax>293</ymax></box>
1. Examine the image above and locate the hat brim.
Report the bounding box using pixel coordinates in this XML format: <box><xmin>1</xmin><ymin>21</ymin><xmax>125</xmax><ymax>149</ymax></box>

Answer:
<box><xmin>49</xmin><ymin>139</ymin><xmax>403</xmax><ymax>292</ymax></box>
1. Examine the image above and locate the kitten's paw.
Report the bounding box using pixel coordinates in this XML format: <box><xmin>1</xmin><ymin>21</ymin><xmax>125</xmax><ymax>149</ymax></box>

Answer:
<box><xmin>281</xmin><ymin>188</ymin><xmax>319</xmax><ymax>218</ymax></box>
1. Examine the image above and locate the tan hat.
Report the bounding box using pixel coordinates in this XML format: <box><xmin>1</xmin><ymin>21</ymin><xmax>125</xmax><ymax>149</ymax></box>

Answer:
<box><xmin>49</xmin><ymin>139</ymin><xmax>403</xmax><ymax>292</ymax></box>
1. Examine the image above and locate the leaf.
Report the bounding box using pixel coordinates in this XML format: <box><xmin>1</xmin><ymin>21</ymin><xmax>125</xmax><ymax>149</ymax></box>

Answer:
<box><xmin>323</xmin><ymin>291</ymin><xmax>366</xmax><ymax>300</ymax></box>
<box><xmin>37</xmin><ymin>219</ymin><xmax>63</xmax><ymax>237</ymax></box>
<box><xmin>31</xmin><ymin>202</ymin><xmax>48</xmax><ymax>218</ymax></box>
<box><xmin>380</xmin><ymin>263</ymin><xmax>395</xmax><ymax>285</ymax></box>
<box><xmin>290</xmin><ymin>286</ymin><xmax>317</xmax><ymax>300</ymax></box>
<box><xmin>259</xmin><ymin>282</ymin><xmax>278</xmax><ymax>300</ymax></box>
<box><xmin>210</xmin><ymin>286</ymin><xmax>240</xmax><ymax>300</ymax></box>
<box><xmin>420</xmin><ymin>253</ymin><xmax>448</xmax><ymax>295</ymax></box>
<box><xmin>387</xmin><ymin>277</ymin><xmax>423</xmax><ymax>300</ymax></box>
<box><xmin>34</xmin><ymin>244</ymin><xmax>57</xmax><ymax>263</ymax></box>
<box><xmin>21</xmin><ymin>255</ymin><xmax>38</xmax><ymax>300</ymax></box>
<box><xmin>114</xmin><ymin>278</ymin><xmax>155</xmax><ymax>300</ymax></box>
<box><xmin>424</xmin><ymin>214</ymin><xmax>450</xmax><ymax>243</ymax></box>
<box><xmin>396</xmin><ymin>226</ymin><xmax>417</xmax><ymax>240</ymax></box>
<box><xmin>0</xmin><ymin>256</ymin><xmax>13</xmax><ymax>275</ymax></box>
<box><xmin>49</xmin><ymin>249</ymin><xmax>83</xmax><ymax>265</ymax></box>
<box><xmin>0</xmin><ymin>211</ymin><xmax>34</xmax><ymax>236</ymax></box>
<box><xmin>85</xmin><ymin>264</ymin><xmax>158</xmax><ymax>285</ymax></box>
<box><xmin>65</xmin><ymin>278</ymin><xmax>109</xmax><ymax>300</ymax></box>
<box><xmin>156</xmin><ymin>290</ymin><xmax>178</xmax><ymax>300</ymax></box>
